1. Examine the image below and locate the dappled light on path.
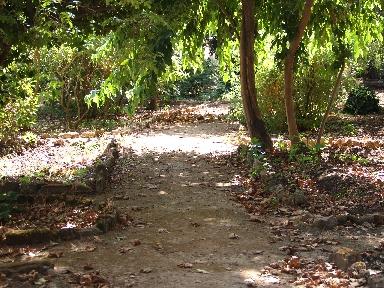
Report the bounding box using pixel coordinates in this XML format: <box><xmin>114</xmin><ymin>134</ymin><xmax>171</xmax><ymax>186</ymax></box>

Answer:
<box><xmin>120</xmin><ymin>123</ymin><xmax>239</xmax><ymax>155</ymax></box>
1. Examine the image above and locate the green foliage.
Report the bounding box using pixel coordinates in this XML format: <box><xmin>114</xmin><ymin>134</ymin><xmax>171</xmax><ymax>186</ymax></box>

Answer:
<box><xmin>1</xmin><ymin>0</ymin><xmax>384</xmax><ymax>145</ymax></box>
<box><xmin>39</xmin><ymin>42</ymin><xmax>112</xmax><ymax>126</ymax></box>
<box><xmin>226</xmin><ymin>46</ymin><xmax>343</xmax><ymax>132</ymax></box>
<box><xmin>73</xmin><ymin>167</ymin><xmax>89</xmax><ymax>179</ymax></box>
<box><xmin>288</xmin><ymin>142</ymin><xmax>322</xmax><ymax>164</ymax></box>
<box><xmin>334</xmin><ymin>152</ymin><xmax>369</xmax><ymax>165</ymax></box>
<box><xmin>21</xmin><ymin>131</ymin><xmax>38</xmax><ymax>145</ymax></box>
<box><xmin>295</xmin><ymin>49</ymin><xmax>338</xmax><ymax>130</ymax></box>
<box><xmin>223</xmin><ymin>81</ymin><xmax>245</xmax><ymax>124</ymax></box>
<box><xmin>87</xmin><ymin>11</ymin><xmax>175</xmax><ymax>110</ymax></box>
<box><xmin>256</xmin><ymin>67</ymin><xmax>286</xmax><ymax>131</ymax></box>
<box><xmin>341</xmin><ymin>123</ymin><xmax>358</xmax><ymax>136</ymax></box>
<box><xmin>343</xmin><ymin>85</ymin><xmax>380</xmax><ymax>115</ymax></box>
<box><xmin>167</xmin><ymin>58</ymin><xmax>226</xmax><ymax>100</ymax></box>
<box><xmin>353</xmin><ymin>41</ymin><xmax>384</xmax><ymax>80</ymax></box>
<box><xmin>0</xmin><ymin>60</ymin><xmax>38</xmax><ymax>144</ymax></box>
<box><xmin>0</xmin><ymin>191</ymin><xmax>18</xmax><ymax>221</ymax></box>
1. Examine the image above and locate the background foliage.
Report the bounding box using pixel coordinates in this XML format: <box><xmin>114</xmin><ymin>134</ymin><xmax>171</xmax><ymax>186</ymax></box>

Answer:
<box><xmin>0</xmin><ymin>0</ymin><xmax>383</xmax><ymax>145</ymax></box>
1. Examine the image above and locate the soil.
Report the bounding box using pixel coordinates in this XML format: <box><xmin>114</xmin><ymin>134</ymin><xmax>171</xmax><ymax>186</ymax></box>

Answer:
<box><xmin>1</xmin><ymin>102</ymin><xmax>383</xmax><ymax>287</ymax></box>
<box><xmin>46</xmin><ymin>103</ymin><xmax>291</xmax><ymax>287</ymax></box>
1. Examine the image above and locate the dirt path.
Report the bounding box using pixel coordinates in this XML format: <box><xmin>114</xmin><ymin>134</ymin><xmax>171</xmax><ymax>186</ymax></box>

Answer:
<box><xmin>51</xmin><ymin>104</ymin><xmax>289</xmax><ymax>287</ymax></box>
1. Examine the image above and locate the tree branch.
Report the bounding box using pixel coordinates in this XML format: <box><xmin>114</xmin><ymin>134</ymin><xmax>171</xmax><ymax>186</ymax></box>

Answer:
<box><xmin>214</xmin><ymin>0</ymin><xmax>240</xmax><ymax>40</ymax></box>
<box><xmin>288</xmin><ymin>0</ymin><xmax>315</xmax><ymax>57</ymax></box>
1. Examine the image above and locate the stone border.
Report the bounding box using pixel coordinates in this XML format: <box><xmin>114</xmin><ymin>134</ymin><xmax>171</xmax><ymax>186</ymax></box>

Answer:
<box><xmin>312</xmin><ymin>213</ymin><xmax>384</xmax><ymax>230</ymax></box>
<box><xmin>0</xmin><ymin>260</ymin><xmax>54</xmax><ymax>277</ymax></box>
<box><xmin>2</xmin><ymin>210</ymin><xmax>121</xmax><ymax>245</ymax></box>
<box><xmin>0</xmin><ymin>139</ymin><xmax>120</xmax><ymax>196</ymax></box>
<box><xmin>0</xmin><ymin>139</ymin><xmax>122</xmax><ymax>246</ymax></box>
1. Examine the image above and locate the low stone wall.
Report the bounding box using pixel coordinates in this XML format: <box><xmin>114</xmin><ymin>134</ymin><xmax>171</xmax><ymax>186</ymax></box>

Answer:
<box><xmin>2</xmin><ymin>210</ymin><xmax>121</xmax><ymax>245</ymax></box>
<box><xmin>0</xmin><ymin>139</ymin><xmax>120</xmax><ymax>196</ymax></box>
<box><xmin>0</xmin><ymin>139</ymin><xmax>123</xmax><ymax>246</ymax></box>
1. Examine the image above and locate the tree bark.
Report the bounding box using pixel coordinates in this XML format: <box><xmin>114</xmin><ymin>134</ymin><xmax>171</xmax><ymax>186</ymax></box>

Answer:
<box><xmin>284</xmin><ymin>0</ymin><xmax>314</xmax><ymax>143</ymax></box>
<box><xmin>0</xmin><ymin>41</ymin><xmax>10</xmax><ymax>67</ymax></box>
<box><xmin>316</xmin><ymin>61</ymin><xmax>345</xmax><ymax>146</ymax></box>
<box><xmin>240</xmin><ymin>0</ymin><xmax>273</xmax><ymax>151</ymax></box>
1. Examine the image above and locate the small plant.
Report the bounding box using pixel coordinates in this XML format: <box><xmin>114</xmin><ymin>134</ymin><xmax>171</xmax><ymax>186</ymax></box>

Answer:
<box><xmin>21</xmin><ymin>131</ymin><xmax>38</xmax><ymax>145</ymax></box>
<box><xmin>73</xmin><ymin>167</ymin><xmax>89</xmax><ymax>178</ymax></box>
<box><xmin>274</xmin><ymin>137</ymin><xmax>290</xmax><ymax>151</ymax></box>
<box><xmin>248</xmin><ymin>138</ymin><xmax>267</xmax><ymax>161</ymax></box>
<box><xmin>334</xmin><ymin>152</ymin><xmax>369</xmax><ymax>165</ymax></box>
<box><xmin>343</xmin><ymin>85</ymin><xmax>380</xmax><ymax>115</ymax></box>
<box><xmin>342</xmin><ymin>123</ymin><xmax>358</xmax><ymax>136</ymax></box>
<box><xmin>19</xmin><ymin>175</ymin><xmax>33</xmax><ymax>185</ymax></box>
<box><xmin>288</xmin><ymin>142</ymin><xmax>322</xmax><ymax>164</ymax></box>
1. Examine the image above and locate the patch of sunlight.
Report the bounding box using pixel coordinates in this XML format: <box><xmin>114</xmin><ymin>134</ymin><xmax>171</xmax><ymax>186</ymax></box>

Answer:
<box><xmin>240</xmin><ymin>269</ymin><xmax>281</xmax><ymax>285</ymax></box>
<box><xmin>63</xmin><ymin>222</ymin><xmax>77</xmax><ymax>229</ymax></box>
<box><xmin>188</xmin><ymin>182</ymin><xmax>201</xmax><ymax>186</ymax></box>
<box><xmin>203</xmin><ymin>218</ymin><xmax>216</xmax><ymax>222</ymax></box>
<box><xmin>218</xmin><ymin>218</ymin><xmax>235</xmax><ymax>227</ymax></box>
<box><xmin>215</xmin><ymin>182</ymin><xmax>232</xmax><ymax>187</ymax></box>
<box><xmin>120</xmin><ymin>132</ymin><xmax>237</xmax><ymax>155</ymax></box>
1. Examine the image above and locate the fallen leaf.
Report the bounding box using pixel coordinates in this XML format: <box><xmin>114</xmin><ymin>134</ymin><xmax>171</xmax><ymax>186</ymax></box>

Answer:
<box><xmin>48</xmin><ymin>251</ymin><xmax>63</xmax><ymax>258</ymax></box>
<box><xmin>196</xmin><ymin>269</ymin><xmax>210</xmax><ymax>274</ymax></box>
<box><xmin>140</xmin><ymin>268</ymin><xmax>152</xmax><ymax>273</ymax></box>
<box><xmin>178</xmin><ymin>263</ymin><xmax>193</xmax><ymax>269</ymax></box>
<box><xmin>131</xmin><ymin>239</ymin><xmax>141</xmax><ymax>246</ymax></box>
<box><xmin>229</xmin><ymin>233</ymin><xmax>240</xmax><ymax>240</ymax></box>
<box><xmin>288</xmin><ymin>256</ymin><xmax>301</xmax><ymax>269</ymax></box>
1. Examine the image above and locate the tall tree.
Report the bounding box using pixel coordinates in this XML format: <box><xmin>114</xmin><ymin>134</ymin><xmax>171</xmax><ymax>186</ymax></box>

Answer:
<box><xmin>240</xmin><ymin>0</ymin><xmax>272</xmax><ymax>150</ymax></box>
<box><xmin>283</xmin><ymin>0</ymin><xmax>314</xmax><ymax>143</ymax></box>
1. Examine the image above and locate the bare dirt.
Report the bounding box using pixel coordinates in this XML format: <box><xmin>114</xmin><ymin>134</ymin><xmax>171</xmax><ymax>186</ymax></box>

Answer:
<box><xmin>45</xmin><ymin>103</ymin><xmax>291</xmax><ymax>287</ymax></box>
<box><xmin>2</xmin><ymin>102</ymin><xmax>383</xmax><ymax>287</ymax></box>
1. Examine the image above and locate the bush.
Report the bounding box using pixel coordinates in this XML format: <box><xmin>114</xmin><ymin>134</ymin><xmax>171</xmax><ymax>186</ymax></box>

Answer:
<box><xmin>0</xmin><ymin>59</ymin><xmax>39</xmax><ymax>146</ymax></box>
<box><xmin>0</xmin><ymin>96</ymin><xmax>38</xmax><ymax>144</ymax></box>
<box><xmin>353</xmin><ymin>41</ymin><xmax>384</xmax><ymax>80</ymax></box>
<box><xmin>343</xmin><ymin>85</ymin><xmax>380</xmax><ymax>115</ymax></box>
<box><xmin>225</xmin><ymin>50</ymin><xmax>340</xmax><ymax>133</ymax></box>
<box><xmin>223</xmin><ymin>82</ymin><xmax>246</xmax><ymax>124</ymax></box>
<box><xmin>295</xmin><ymin>52</ymin><xmax>338</xmax><ymax>130</ymax></box>
<box><xmin>256</xmin><ymin>68</ymin><xmax>287</xmax><ymax>131</ymax></box>
<box><xmin>224</xmin><ymin>42</ymin><xmax>346</xmax><ymax>132</ymax></box>
<box><xmin>39</xmin><ymin>45</ymin><xmax>108</xmax><ymax>126</ymax></box>
<box><xmin>167</xmin><ymin>58</ymin><xmax>226</xmax><ymax>101</ymax></box>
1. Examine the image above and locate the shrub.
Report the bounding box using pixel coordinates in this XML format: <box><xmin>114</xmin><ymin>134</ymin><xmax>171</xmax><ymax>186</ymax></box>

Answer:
<box><xmin>343</xmin><ymin>85</ymin><xmax>380</xmax><ymax>115</ymax></box>
<box><xmin>0</xmin><ymin>96</ymin><xmax>38</xmax><ymax>146</ymax></box>
<box><xmin>353</xmin><ymin>41</ymin><xmax>384</xmax><ymax>80</ymax></box>
<box><xmin>223</xmin><ymin>81</ymin><xmax>246</xmax><ymax>124</ymax></box>
<box><xmin>167</xmin><ymin>58</ymin><xmax>226</xmax><ymax>101</ymax></box>
<box><xmin>225</xmin><ymin>51</ymin><xmax>340</xmax><ymax>133</ymax></box>
<box><xmin>295</xmin><ymin>52</ymin><xmax>337</xmax><ymax>131</ymax></box>
<box><xmin>0</xmin><ymin>59</ymin><xmax>38</xmax><ymax>146</ymax></box>
<box><xmin>256</xmin><ymin>68</ymin><xmax>287</xmax><ymax>131</ymax></box>
<box><xmin>39</xmin><ymin>45</ymin><xmax>107</xmax><ymax>126</ymax></box>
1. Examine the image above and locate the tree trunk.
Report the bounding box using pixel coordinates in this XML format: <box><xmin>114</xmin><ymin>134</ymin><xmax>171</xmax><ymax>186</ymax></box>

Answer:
<box><xmin>284</xmin><ymin>0</ymin><xmax>314</xmax><ymax>143</ymax></box>
<box><xmin>0</xmin><ymin>41</ymin><xmax>10</xmax><ymax>67</ymax></box>
<box><xmin>240</xmin><ymin>0</ymin><xmax>273</xmax><ymax>151</ymax></box>
<box><xmin>316</xmin><ymin>61</ymin><xmax>345</xmax><ymax>146</ymax></box>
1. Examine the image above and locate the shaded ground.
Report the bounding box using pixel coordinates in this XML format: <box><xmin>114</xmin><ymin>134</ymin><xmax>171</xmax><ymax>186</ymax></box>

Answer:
<box><xmin>1</xmin><ymin>102</ymin><xmax>384</xmax><ymax>287</ymax></box>
<box><xmin>45</xmin><ymin>103</ymin><xmax>292</xmax><ymax>287</ymax></box>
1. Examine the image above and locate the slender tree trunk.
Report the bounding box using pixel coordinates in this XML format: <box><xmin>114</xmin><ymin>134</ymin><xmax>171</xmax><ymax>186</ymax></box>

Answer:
<box><xmin>284</xmin><ymin>0</ymin><xmax>314</xmax><ymax>143</ymax></box>
<box><xmin>240</xmin><ymin>0</ymin><xmax>273</xmax><ymax>151</ymax></box>
<box><xmin>316</xmin><ymin>61</ymin><xmax>345</xmax><ymax>145</ymax></box>
<box><xmin>0</xmin><ymin>41</ymin><xmax>10</xmax><ymax>67</ymax></box>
